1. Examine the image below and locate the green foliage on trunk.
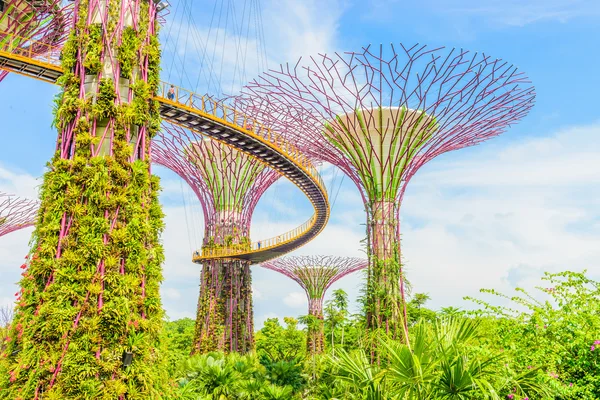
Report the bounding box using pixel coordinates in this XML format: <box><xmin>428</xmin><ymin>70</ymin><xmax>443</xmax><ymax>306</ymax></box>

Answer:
<box><xmin>193</xmin><ymin>259</ymin><xmax>254</xmax><ymax>355</ymax></box>
<box><xmin>0</xmin><ymin>1</ymin><xmax>170</xmax><ymax>398</ymax></box>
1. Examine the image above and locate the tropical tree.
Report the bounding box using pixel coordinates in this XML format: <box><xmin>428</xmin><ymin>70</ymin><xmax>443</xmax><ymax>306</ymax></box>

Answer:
<box><xmin>439</xmin><ymin>306</ymin><xmax>464</xmax><ymax>317</ymax></box>
<box><xmin>324</xmin><ymin>318</ymin><xmax>551</xmax><ymax>399</ymax></box>
<box><xmin>407</xmin><ymin>293</ymin><xmax>436</xmax><ymax>325</ymax></box>
<box><xmin>411</xmin><ymin>293</ymin><xmax>430</xmax><ymax>311</ymax></box>
<box><xmin>324</xmin><ymin>289</ymin><xmax>350</xmax><ymax>353</ymax></box>
<box><xmin>255</xmin><ymin>317</ymin><xmax>305</xmax><ymax>362</ymax></box>
<box><xmin>467</xmin><ymin>271</ymin><xmax>600</xmax><ymax>398</ymax></box>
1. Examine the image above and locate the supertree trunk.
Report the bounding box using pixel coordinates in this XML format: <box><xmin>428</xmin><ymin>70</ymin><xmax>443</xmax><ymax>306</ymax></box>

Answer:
<box><xmin>155</xmin><ymin>125</ymin><xmax>279</xmax><ymax>356</ymax></box>
<box><xmin>365</xmin><ymin>200</ymin><xmax>408</xmax><ymax>343</ymax></box>
<box><xmin>1</xmin><ymin>1</ymin><xmax>168</xmax><ymax>398</ymax></box>
<box><xmin>307</xmin><ymin>298</ymin><xmax>324</xmax><ymax>355</ymax></box>
<box><xmin>225</xmin><ymin>259</ymin><xmax>253</xmax><ymax>353</ymax></box>
<box><xmin>193</xmin><ymin>214</ymin><xmax>253</xmax><ymax>354</ymax></box>
<box><xmin>193</xmin><ymin>260</ymin><xmax>226</xmax><ymax>354</ymax></box>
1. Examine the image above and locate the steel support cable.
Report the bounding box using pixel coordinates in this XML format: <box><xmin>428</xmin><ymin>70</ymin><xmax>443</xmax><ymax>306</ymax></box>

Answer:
<box><xmin>215</xmin><ymin>0</ymin><xmax>230</xmax><ymax>97</ymax></box>
<box><xmin>262</xmin><ymin>171</ymin><xmax>280</xmax><ymax>237</ymax></box>
<box><xmin>227</xmin><ymin>0</ymin><xmax>250</xmax><ymax>94</ymax></box>
<box><xmin>330</xmin><ymin>174</ymin><xmax>345</xmax><ymax>212</ymax></box>
<box><xmin>238</xmin><ymin>0</ymin><xmax>253</xmax><ymax>90</ymax></box>
<box><xmin>178</xmin><ymin>0</ymin><xmax>194</xmax><ymax>85</ymax></box>
<box><xmin>252</xmin><ymin>0</ymin><xmax>263</xmax><ymax>74</ymax></box>
<box><xmin>166</xmin><ymin>0</ymin><xmax>265</xmax><ymax>98</ymax></box>
<box><xmin>174</xmin><ymin>0</ymin><xmax>220</xmax><ymax>94</ymax></box>
<box><xmin>187</xmin><ymin>181</ymin><xmax>203</xmax><ymax>249</ymax></box>
<box><xmin>255</xmin><ymin>0</ymin><xmax>268</xmax><ymax>72</ymax></box>
<box><xmin>162</xmin><ymin>0</ymin><xmax>219</xmax><ymax>94</ymax></box>
<box><xmin>165</xmin><ymin>0</ymin><xmax>183</xmax><ymax>81</ymax></box>
<box><xmin>206</xmin><ymin>0</ymin><xmax>226</xmax><ymax>95</ymax></box>
<box><xmin>194</xmin><ymin>0</ymin><xmax>221</xmax><ymax>92</ymax></box>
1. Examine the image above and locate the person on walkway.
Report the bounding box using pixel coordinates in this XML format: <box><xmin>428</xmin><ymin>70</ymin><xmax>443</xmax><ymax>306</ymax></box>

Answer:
<box><xmin>167</xmin><ymin>85</ymin><xmax>175</xmax><ymax>100</ymax></box>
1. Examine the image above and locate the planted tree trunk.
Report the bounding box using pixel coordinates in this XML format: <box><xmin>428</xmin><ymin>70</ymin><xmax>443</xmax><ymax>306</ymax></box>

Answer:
<box><xmin>1</xmin><ymin>1</ymin><xmax>169</xmax><ymax>398</ymax></box>
<box><xmin>366</xmin><ymin>200</ymin><xmax>409</xmax><ymax>343</ymax></box>
<box><xmin>307</xmin><ymin>298</ymin><xmax>325</xmax><ymax>354</ymax></box>
<box><xmin>193</xmin><ymin>217</ymin><xmax>253</xmax><ymax>354</ymax></box>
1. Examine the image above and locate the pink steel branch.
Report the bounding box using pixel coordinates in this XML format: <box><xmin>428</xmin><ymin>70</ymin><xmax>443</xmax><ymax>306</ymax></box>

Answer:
<box><xmin>237</xmin><ymin>44</ymin><xmax>536</xmax><ymax>209</ymax></box>
<box><xmin>0</xmin><ymin>192</ymin><xmax>38</xmax><ymax>237</ymax></box>
<box><xmin>154</xmin><ymin>122</ymin><xmax>280</xmax><ymax>243</ymax></box>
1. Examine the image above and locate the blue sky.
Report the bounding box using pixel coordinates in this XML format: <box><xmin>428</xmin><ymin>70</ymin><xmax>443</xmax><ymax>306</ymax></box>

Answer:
<box><xmin>1</xmin><ymin>0</ymin><xmax>599</xmax><ymax>327</ymax></box>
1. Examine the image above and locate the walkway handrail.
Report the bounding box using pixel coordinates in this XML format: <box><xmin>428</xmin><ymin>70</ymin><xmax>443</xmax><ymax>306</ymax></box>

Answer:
<box><xmin>156</xmin><ymin>82</ymin><xmax>326</xmax><ymax>191</ymax></box>
<box><xmin>156</xmin><ymin>82</ymin><xmax>328</xmax><ymax>260</ymax></box>
<box><xmin>194</xmin><ymin>215</ymin><xmax>317</xmax><ymax>259</ymax></box>
<box><xmin>0</xmin><ymin>30</ymin><xmax>61</xmax><ymax>65</ymax></box>
<box><xmin>0</xmin><ymin>30</ymin><xmax>330</xmax><ymax>262</ymax></box>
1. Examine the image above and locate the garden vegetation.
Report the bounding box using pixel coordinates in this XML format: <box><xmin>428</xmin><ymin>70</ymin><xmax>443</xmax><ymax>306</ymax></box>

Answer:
<box><xmin>22</xmin><ymin>270</ymin><xmax>588</xmax><ymax>399</ymax></box>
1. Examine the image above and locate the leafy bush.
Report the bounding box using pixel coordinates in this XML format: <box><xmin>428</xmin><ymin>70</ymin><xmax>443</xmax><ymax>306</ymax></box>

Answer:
<box><xmin>170</xmin><ymin>352</ymin><xmax>300</xmax><ymax>400</ymax></box>
<box><xmin>468</xmin><ymin>271</ymin><xmax>600</xmax><ymax>399</ymax></box>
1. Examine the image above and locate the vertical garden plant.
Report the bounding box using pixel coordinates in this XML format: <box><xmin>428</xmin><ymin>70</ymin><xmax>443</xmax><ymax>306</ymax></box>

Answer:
<box><xmin>1</xmin><ymin>0</ymin><xmax>169</xmax><ymax>398</ymax></box>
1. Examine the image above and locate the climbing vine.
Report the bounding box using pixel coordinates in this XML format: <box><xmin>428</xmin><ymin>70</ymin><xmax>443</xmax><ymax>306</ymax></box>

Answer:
<box><xmin>193</xmin><ymin>225</ymin><xmax>253</xmax><ymax>354</ymax></box>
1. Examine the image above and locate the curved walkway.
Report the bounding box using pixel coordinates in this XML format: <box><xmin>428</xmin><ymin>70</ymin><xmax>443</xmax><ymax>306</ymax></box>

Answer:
<box><xmin>0</xmin><ymin>31</ymin><xmax>330</xmax><ymax>264</ymax></box>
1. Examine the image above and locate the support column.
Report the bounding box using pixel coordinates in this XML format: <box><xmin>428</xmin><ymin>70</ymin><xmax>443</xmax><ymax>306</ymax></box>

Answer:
<box><xmin>307</xmin><ymin>298</ymin><xmax>325</xmax><ymax>354</ymax></box>
<box><xmin>193</xmin><ymin>211</ymin><xmax>254</xmax><ymax>354</ymax></box>
<box><xmin>365</xmin><ymin>200</ymin><xmax>408</xmax><ymax>343</ymax></box>
<box><xmin>1</xmin><ymin>1</ymin><xmax>168</xmax><ymax>398</ymax></box>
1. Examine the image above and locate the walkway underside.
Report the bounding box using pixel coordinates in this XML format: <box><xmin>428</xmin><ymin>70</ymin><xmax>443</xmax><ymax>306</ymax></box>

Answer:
<box><xmin>0</xmin><ymin>35</ymin><xmax>330</xmax><ymax>264</ymax></box>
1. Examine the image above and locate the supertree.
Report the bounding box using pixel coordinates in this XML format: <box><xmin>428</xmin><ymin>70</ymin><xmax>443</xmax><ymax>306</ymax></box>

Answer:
<box><xmin>154</xmin><ymin>122</ymin><xmax>280</xmax><ymax>354</ymax></box>
<box><xmin>237</xmin><ymin>44</ymin><xmax>535</xmax><ymax>343</ymax></box>
<box><xmin>261</xmin><ymin>255</ymin><xmax>366</xmax><ymax>354</ymax></box>
<box><xmin>0</xmin><ymin>192</ymin><xmax>38</xmax><ymax>237</ymax></box>
<box><xmin>0</xmin><ymin>0</ymin><xmax>72</xmax><ymax>82</ymax></box>
<box><xmin>1</xmin><ymin>1</ymin><xmax>170</xmax><ymax>398</ymax></box>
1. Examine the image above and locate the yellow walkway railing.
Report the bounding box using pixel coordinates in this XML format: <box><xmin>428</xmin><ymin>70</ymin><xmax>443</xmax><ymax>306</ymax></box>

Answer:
<box><xmin>155</xmin><ymin>82</ymin><xmax>329</xmax><ymax>261</ymax></box>
<box><xmin>0</xmin><ymin>31</ymin><xmax>330</xmax><ymax>263</ymax></box>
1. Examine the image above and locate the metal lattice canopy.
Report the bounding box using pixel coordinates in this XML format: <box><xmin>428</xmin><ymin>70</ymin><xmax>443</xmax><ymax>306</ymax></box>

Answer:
<box><xmin>236</xmin><ymin>43</ymin><xmax>535</xmax><ymax>206</ymax></box>
<box><xmin>154</xmin><ymin>122</ymin><xmax>280</xmax><ymax>230</ymax></box>
<box><xmin>0</xmin><ymin>192</ymin><xmax>38</xmax><ymax>237</ymax></box>
<box><xmin>261</xmin><ymin>255</ymin><xmax>367</xmax><ymax>301</ymax></box>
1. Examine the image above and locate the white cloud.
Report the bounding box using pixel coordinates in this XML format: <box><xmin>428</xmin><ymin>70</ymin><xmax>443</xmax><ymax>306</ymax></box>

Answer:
<box><xmin>263</xmin><ymin>0</ymin><xmax>345</xmax><ymax>60</ymax></box>
<box><xmin>252</xmin><ymin>285</ymin><xmax>263</xmax><ymax>300</ymax></box>
<box><xmin>254</xmin><ymin>312</ymin><xmax>281</xmax><ymax>330</ymax></box>
<box><xmin>162</xmin><ymin>287</ymin><xmax>182</xmax><ymax>300</ymax></box>
<box><xmin>0</xmin><ymin>164</ymin><xmax>40</xmax><ymax>199</ymax></box>
<box><xmin>283</xmin><ymin>291</ymin><xmax>308</xmax><ymax>309</ymax></box>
